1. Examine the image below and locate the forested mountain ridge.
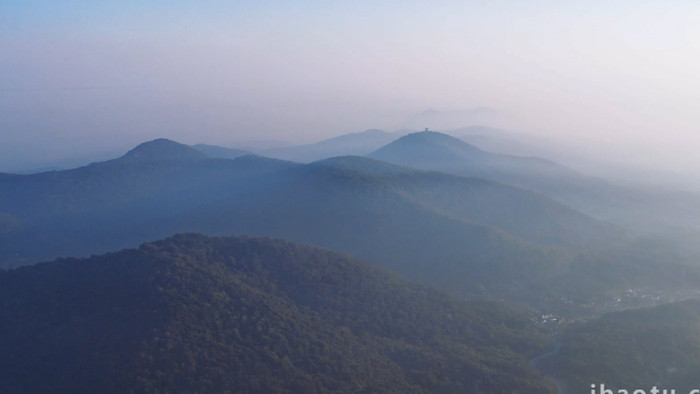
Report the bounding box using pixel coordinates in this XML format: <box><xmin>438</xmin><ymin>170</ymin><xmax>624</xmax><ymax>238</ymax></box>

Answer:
<box><xmin>0</xmin><ymin>234</ymin><xmax>556</xmax><ymax>393</ymax></box>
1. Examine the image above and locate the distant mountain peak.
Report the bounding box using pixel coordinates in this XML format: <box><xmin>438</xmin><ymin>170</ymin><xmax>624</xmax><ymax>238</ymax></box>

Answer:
<box><xmin>367</xmin><ymin>131</ymin><xmax>507</xmax><ymax>176</ymax></box>
<box><xmin>122</xmin><ymin>138</ymin><xmax>207</xmax><ymax>162</ymax></box>
<box><xmin>370</xmin><ymin>131</ymin><xmax>485</xmax><ymax>160</ymax></box>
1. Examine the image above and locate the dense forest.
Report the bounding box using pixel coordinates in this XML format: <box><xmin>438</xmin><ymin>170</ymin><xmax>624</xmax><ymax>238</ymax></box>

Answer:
<box><xmin>0</xmin><ymin>234</ymin><xmax>556</xmax><ymax>393</ymax></box>
<box><xmin>545</xmin><ymin>299</ymin><xmax>700</xmax><ymax>393</ymax></box>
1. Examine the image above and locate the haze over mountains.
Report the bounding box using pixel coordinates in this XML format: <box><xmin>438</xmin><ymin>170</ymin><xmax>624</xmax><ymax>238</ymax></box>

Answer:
<box><xmin>261</xmin><ymin>129</ymin><xmax>403</xmax><ymax>163</ymax></box>
<box><xmin>3</xmin><ymin>128</ymin><xmax>700</xmax><ymax>392</ymax></box>
<box><xmin>3</xmin><ymin>135</ymin><xmax>699</xmax><ymax>309</ymax></box>
<box><xmin>0</xmin><ymin>138</ymin><xmax>600</xmax><ymax>304</ymax></box>
<box><xmin>369</xmin><ymin>131</ymin><xmax>581</xmax><ymax>192</ymax></box>
<box><xmin>6</xmin><ymin>1</ymin><xmax>700</xmax><ymax>391</ymax></box>
<box><xmin>367</xmin><ymin>131</ymin><xmax>700</xmax><ymax>249</ymax></box>
<box><xmin>206</xmin><ymin>129</ymin><xmax>700</xmax><ymax>254</ymax></box>
<box><xmin>191</xmin><ymin>144</ymin><xmax>251</xmax><ymax>160</ymax></box>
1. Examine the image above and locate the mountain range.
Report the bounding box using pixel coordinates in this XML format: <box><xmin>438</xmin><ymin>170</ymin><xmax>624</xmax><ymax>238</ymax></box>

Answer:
<box><xmin>368</xmin><ymin>131</ymin><xmax>700</xmax><ymax>252</ymax></box>
<box><xmin>2</xmin><ymin>137</ymin><xmax>698</xmax><ymax>314</ymax></box>
<box><xmin>3</xmin><ymin>130</ymin><xmax>700</xmax><ymax>392</ymax></box>
<box><xmin>0</xmin><ymin>138</ymin><xmax>636</xmax><ymax>303</ymax></box>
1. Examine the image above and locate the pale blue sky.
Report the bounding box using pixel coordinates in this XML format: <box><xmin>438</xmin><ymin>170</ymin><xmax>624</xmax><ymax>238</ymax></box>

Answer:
<box><xmin>1</xmin><ymin>1</ymin><xmax>699</xmax><ymax>171</ymax></box>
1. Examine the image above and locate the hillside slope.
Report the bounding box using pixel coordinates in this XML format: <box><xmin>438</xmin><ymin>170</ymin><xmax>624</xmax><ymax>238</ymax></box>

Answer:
<box><xmin>544</xmin><ymin>299</ymin><xmax>700</xmax><ymax>393</ymax></box>
<box><xmin>0</xmin><ymin>234</ymin><xmax>556</xmax><ymax>393</ymax></box>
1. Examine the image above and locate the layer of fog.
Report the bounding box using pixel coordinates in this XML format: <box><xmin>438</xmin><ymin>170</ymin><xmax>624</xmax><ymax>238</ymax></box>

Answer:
<box><xmin>2</xmin><ymin>2</ymin><xmax>698</xmax><ymax>188</ymax></box>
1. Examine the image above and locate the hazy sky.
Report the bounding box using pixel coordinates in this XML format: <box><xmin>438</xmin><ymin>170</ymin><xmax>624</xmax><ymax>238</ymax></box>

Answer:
<box><xmin>1</xmin><ymin>1</ymin><xmax>699</xmax><ymax>171</ymax></box>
